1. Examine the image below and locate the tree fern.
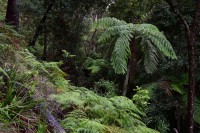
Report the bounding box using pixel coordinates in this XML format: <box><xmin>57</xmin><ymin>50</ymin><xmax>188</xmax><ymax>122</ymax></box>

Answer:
<box><xmin>92</xmin><ymin>17</ymin><xmax>177</xmax><ymax>74</ymax></box>
<box><xmin>91</xmin><ymin>17</ymin><xmax>126</xmax><ymax>31</ymax></box>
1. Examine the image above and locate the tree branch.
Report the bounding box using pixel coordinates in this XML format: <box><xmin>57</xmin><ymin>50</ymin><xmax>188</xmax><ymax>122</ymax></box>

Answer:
<box><xmin>165</xmin><ymin>0</ymin><xmax>190</xmax><ymax>34</ymax></box>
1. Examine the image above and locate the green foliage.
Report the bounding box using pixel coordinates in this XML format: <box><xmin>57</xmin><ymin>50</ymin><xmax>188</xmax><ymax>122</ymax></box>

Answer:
<box><xmin>92</xmin><ymin>17</ymin><xmax>177</xmax><ymax>74</ymax></box>
<box><xmin>181</xmin><ymin>93</ymin><xmax>200</xmax><ymax>125</ymax></box>
<box><xmin>0</xmin><ymin>0</ymin><xmax>6</xmax><ymax>21</ymax></box>
<box><xmin>139</xmin><ymin>82</ymin><xmax>175</xmax><ymax>132</ymax></box>
<box><xmin>170</xmin><ymin>74</ymin><xmax>188</xmax><ymax>95</ymax></box>
<box><xmin>0</xmin><ymin>24</ymin><xmax>24</xmax><ymax>46</ymax></box>
<box><xmin>94</xmin><ymin>79</ymin><xmax>117</xmax><ymax>97</ymax></box>
<box><xmin>155</xmin><ymin>119</ymin><xmax>170</xmax><ymax>133</ymax></box>
<box><xmin>62</xmin><ymin>50</ymin><xmax>76</xmax><ymax>59</ymax></box>
<box><xmin>133</xmin><ymin>86</ymin><xmax>150</xmax><ymax>109</ymax></box>
<box><xmin>37</xmin><ymin>118</ymin><xmax>47</xmax><ymax>133</ymax></box>
<box><xmin>0</xmin><ymin>24</ymin><xmax>66</xmax><ymax>132</ymax></box>
<box><xmin>194</xmin><ymin>97</ymin><xmax>200</xmax><ymax>125</ymax></box>
<box><xmin>108</xmin><ymin>0</ymin><xmax>159</xmax><ymax>23</ymax></box>
<box><xmin>0</xmin><ymin>64</ymin><xmax>40</xmax><ymax>131</ymax></box>
<box><xmin>51</xmin><ymin>86</ymin><xmax>159</xmax><ymax>133</ymax></box>
<box><xmin>15</xmin><ymin>48</ymin><xmax>68</xmax><ymax>91</ymax></box>
<box><xmin>83</xmin><ymin>57</ymin><xmax>108</xmax><ymax>74</ymax></box>
<box><xmin>0</xmin><ymin>14</ymin><xmax>4</xmax><ymax>21</ymax></box>
<box><xmin>2</xmin><ymin>0</ymin><xmax>200</xmax><ymax>132</ymax></box>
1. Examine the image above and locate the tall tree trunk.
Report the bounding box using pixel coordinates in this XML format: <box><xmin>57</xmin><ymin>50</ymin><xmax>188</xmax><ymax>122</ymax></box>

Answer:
<box><xmin>122</xmin><ymin>39</ymin><xmax>137</xmax><ymax>96</ymax></box>
<box><xmin>30</xmin><ymin>0</ymin><xmax>55</xmax><ymax>46</ymax></box>
<box><xmin>5</xmin><ymin>0</ymin><xmax>19</xmax><ymax>29</ymax></box>
<box><xmin>187</xmin><ymin>31</ymin><xmax>195</xmax><ymax>133</ymax></box>
<box><xmin>165</xmin><ymin>0</ymin><xmax>199</xmax><ymax>132</ymax></box>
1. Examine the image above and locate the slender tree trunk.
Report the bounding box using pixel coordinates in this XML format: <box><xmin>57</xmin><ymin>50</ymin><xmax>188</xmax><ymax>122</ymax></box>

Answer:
<box><xmin>165</xmin><ymin>0</ymin><xmax>198</xmax><ymax>132</ymax></box>
<box><xmin>42</xmin><ymin>0</ymin><xmax>48</xmax><ymax>60</ymax></box>
<box><xmin>30</xmin><ymin>0</ymin><xmax>55</xmax><ymax>46</ymax></box>
<box><xmin>43</xmin><ymin>21</ymin><xmax>47</xmax><ymax>60</ymax></box>
<box><xmin>5</xmin><ymin>0</ymin><xmax>19</xmax><ymax>29</ymax></box>
<box><xmin>187</xmin><ymin>31</ymin><xmax>195</xmax><ymax>133</ymax></box>
<box><xmin>122</xmin><ymin>39</ymin><xmax>137</xmax><ymax>96</ymax></box>
<box><xmin>122</xmin><ymin>66</ymin><xmax>130</xmax><ymax>96</ymax></box>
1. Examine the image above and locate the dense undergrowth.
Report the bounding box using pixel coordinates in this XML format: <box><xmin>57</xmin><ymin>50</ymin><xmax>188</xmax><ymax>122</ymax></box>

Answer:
<box><xmin>2</xmin><ymin>0</ymin><xmax>200</xmax><ymax>132</ymax></box>
<box><xmin>0</xmin><ymin>21</ymin><xmax>159</xmax><ymax>132</ymax></box>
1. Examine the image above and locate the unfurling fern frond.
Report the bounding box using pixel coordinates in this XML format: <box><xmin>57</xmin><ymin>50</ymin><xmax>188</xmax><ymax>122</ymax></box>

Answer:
<box><xmin>92</xmin><ymin>17</ymin><xmax>177</xmax><ymax>74</ymax></box>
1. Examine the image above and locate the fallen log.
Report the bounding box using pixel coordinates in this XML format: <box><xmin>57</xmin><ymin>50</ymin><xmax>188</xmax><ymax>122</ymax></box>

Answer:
<box><xmin>14</xmin><ymin>82</ymin><xmax>66</xmax><ymax>133</ymax></box>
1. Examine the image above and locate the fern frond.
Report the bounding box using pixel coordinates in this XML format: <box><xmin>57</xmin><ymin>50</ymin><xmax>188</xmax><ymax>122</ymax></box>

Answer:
<box><xmin>132</xmin><ymin>24</ymin><xmax>177</xmax><ymax>59</ymax></box>
<box><xmin>92</xmin><ymin>17</ymin><xmax>177</xmax><ymax>74</ymax></box>
<box><xmin>143</xmin><ymin>40</ymin><xmax>159</xmax><ymax>73</ymax></box>
<box><xmin>111</xmin><ymin>34</ymin><xmax>132</xmax><ymax>74</ymax></box>
<box><xmin>135</xmin><ymin>125</ymin><xmax>160</xmax><ymax>133</ymax></box>
<box><xmin>50</xmin><ymin>91</ymin><xmax>84</xmax><ymax>109</ymax></box>
<box><xmin>91</xmin><ymin>17</ymin><xmax>126</xmax><ymax>31</ymax></box>
<box><xmin>98</xmin><ymin>25</ymin><xmax>132</xmax><ymax>43</ymax></box>
<box><xmin>110</xmin><ymin>96</ymin><xmax>144</xmax><ymax>116</ymax></box>
<box><xmin>77</xmin><ymin>119</ymin><xmax>109</xmax><ymax>133</ymax></box>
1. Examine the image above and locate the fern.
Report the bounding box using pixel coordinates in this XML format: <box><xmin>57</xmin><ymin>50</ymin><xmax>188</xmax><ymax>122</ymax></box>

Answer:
<box><xmin>83</xmin><ymin>58</ymin><xmax>108</xmax><ymax>74</ymax></box>
<box><xmin>16</xmin><ymin>49</ymin><xmax>68</xmax><ymax>91</ymax></box>
<box><xmin>51</xmin><ymin>86</ymin><xmax>159</xmax><ymax>133</ymax></box>
<box><xmin>51</xmin><ymin>90</ymin><xmax>85</xmax><ymax>109</ymax></box>
<box><xmin>92</xmin><ymin>17</ymin><xmax>177</xmax><ymax>74</ymax></box>
<box><xmin>111</xmin><ymin>34</ymin><xmax>132</xmax><ymax>74</ymax></box>
<box><xmin>194</xmin><ymin>97</ymin><xmax>200</xmax><ymax>125</ymax></box>
<box><xmin>91</xmin><ymin>17</ymin><xmax>126</xmax><ymax>31</ymax></box>
<box><xmin>181</xmin><ymin>94</ymin><xmax>200</xmax><ymax>125</ymax></box>
<box><xmin>135</xmin><ymin>125</ymin><xmax>159</xmax><ymax>133</ymax></box>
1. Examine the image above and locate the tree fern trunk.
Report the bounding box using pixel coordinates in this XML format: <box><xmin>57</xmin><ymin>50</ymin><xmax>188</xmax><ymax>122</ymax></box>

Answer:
<box><xmin>122</xmin><ymin>66</ymin><xmax>130</xmax><ymax>96</ymax></box>
<box><xmin>129</xmin><ymin>39</ymin><xmax>137</xmax><ymax>82</ymax></box>
<box><xmin>122</xmin><ymin>39</ymin><xmax>137</xmax><ymax>96</ymax></box>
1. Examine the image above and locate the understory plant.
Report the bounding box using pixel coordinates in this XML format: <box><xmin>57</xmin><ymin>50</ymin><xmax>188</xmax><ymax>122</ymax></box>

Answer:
<box><xmin>51</xmin><ymin>86</ymin><xmax>159</xmax><ymax>133</ymax></box>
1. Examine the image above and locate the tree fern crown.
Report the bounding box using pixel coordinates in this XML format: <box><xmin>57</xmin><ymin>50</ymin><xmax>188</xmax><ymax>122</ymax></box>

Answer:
<box><xmin>92</xmin><ymin>17</ymin><xmax>177</xmax><ymax>74</ymax></box>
